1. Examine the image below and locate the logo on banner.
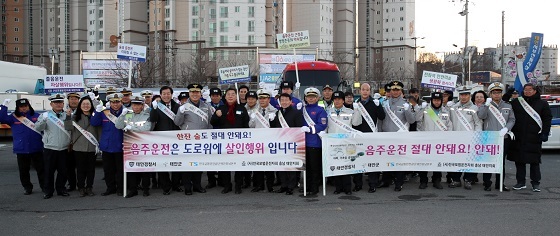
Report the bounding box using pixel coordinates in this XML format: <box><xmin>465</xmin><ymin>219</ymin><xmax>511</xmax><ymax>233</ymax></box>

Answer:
<box><xmin>129</xmin><ymin>162</ymin><xmax>134</xmax><ymax>167</ymax></box>
<box><xmin>438</xmin><ymin>162</ymin><xmax>442</xmax><ymax>167</ymax></box>
<box><xmin>242</xmin><ymin>161</ymin><xmax>246</xmax><ymax>166</ymax></box>
<box><xmin>330</xmin><ymin>166</ymin><xmax>336</xmax><ymax>171</ymax></box>
<box><xmin>189</xmin><ymin>162</ymin><xmax>199</xmax><ymax>167</ymax></box>
<box><xmin>163</xmin><ymin>162</ymin><xmax>169</xmax><ymax>167</ymax></box>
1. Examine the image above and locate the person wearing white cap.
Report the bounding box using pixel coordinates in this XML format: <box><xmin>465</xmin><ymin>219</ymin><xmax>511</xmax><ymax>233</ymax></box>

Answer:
<box><xmin>477</xmin><ymin>82</ymin><xmax>515</xmax><ymax>191</ymax></box>
<box><xmin>65</xmin><ymin>92</ymin><xmax>81</xmax><ymax>192</ymax></box>
<box><xmin>35</xmin><ymin>93</ymin><xmax>72</xmax><ymax>199</ymax></box>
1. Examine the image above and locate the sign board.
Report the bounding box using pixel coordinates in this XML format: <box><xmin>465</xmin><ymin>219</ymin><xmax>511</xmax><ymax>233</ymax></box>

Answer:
<box><xmin>84</xmin><ymin>78</ymin><xmax>120</xmax><ymax>88</ymax></box>
<box><xmin>259</xmin><ymin>54</ymin><xmax>316</xmax><ymax>64</ymax></box>
<box><xmin>421</xmin><ymin>71</ymin><xmax>458</xmax><ymax>91</ymax></box>
<box><xmin>259</xmin><ymin>74</ymin><xmax>281</xmax><ymax>83</ymax></box>
<box><xmin>276</xmin><ymin>30</ymin><xmax>311</xmax><ymax>49</ymax></box>
<box><xmin>44</xmin><ymin>75</ymin><xmax>85</xmax><ymax>94</ymax></box>
<box><xmin>117</xmin><ymin>43</ymin><xmax>147</xmax><ymax>62</ymax></box>
<box><xmin>83</xmin><ymin>69</ymin><xmax>126</xmax><ymax>79</ymax></box>
<box><xmin>218</xmin><ymin>65</ymin><xmax>251</xmax><ymax>84</ymax></box>
<box><xmin>82</xmin><ymin>60</ymin><xmax>131</xmax><ymax>70</ymax></box>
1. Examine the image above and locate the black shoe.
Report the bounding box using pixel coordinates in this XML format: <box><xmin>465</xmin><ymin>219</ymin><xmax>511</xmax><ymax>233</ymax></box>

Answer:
<box><xmin>143</xmin><ymin>190</ymin><xmax>150</xmax><ymax>197</ymax></box>
<box><xmin>309</xmin><ymin>191</ymin><xmax>319</xmax><ymax>195</ymax></box>
<box><xmin>377</xmin><ymin>181</ymin><xmax>390</xmax><ymax>188</ymax></box>
<box><xmin>116</xmin><ymin>192</ymin><xmax>123</xmax><ymax>196</ymax></box>
<box><xmin>419</xmin><ymin>182</ymin><xmax>428</xmax><ymax>189</ymax></box>
<box><xmin>251</xmin><ymin>187</ymin><xmax>264</xmax><ymax>192</ymax></box>
<box><xmin>205</xmin><ymin>183</ymin><xmax>217</xmax><ymax>189</ymax></box>
<box><xmin>24</xmin><ymin>189</ymin><xmax>32</xmax><ymax>195</ymax></box>
<box><xmin>352</xmin><ymin>186</ymin><xmax>362</xmax><ymax>192</ymax></box>
<box><xmin>185</xmin><ymin>191</ymin><xmax>193</xmax><ymax>195</ymax></box>
<box><xmin>43</xmin><ymin>194</ymin><xmax>53</xmax><ymax>199</ymax></box>
<box><xmin>101</xmin><ymin>190</ymin><xmax>116</xmax><ymax>196</ymax></box>
<box><xmin>221</xmin><ymin>187</ymin><xmax>232</xmax><ymax>194</ymax></box>
<box><xmin>368</xmin><ymin>187</ymin><xmax>377</xmax><ymax>193</ymax></box>
<box><xmin>484</xmin><ymin>185</ymin><xmax>492</xmax><ymax>191</ymax></box>
<box><xmin>333</xmin><ymin>190</ymin><xmax>341</xmax><ymax>194</ymax></box>
<box><xmin>66</xmin><ymin>187</ymin><xmax>76</xmax><ymax>192</ymax></box>
<box><xmin>495</xmin><ymin>185</ymin><xmax>510</xmax><ymax>191</ymax></box>
<box><xmin>275</xmin><ymin>188</ymin><xmax>287</xmax><ymax>193</ymax></box>
<box><xmin>268</xmin><ymin>187</ymin><xmax>275</xmax><ymax>193</ymax></box>
<box><xmin>194</xmin><ymin>188</ymin><xmax>207</xmax><ymax>193</ymax></box>
<box><xmin>152</xmin><ymin>182</ymin><xmax>159</xmax><ymax>189</ymax></box>
<box><xmin>235</xmin><ymin>189</ymin><xmax>242</xmax><ymax>194</ymax></box>
<box><xmin>298</xmin><ymin>188</ymin><xmax>304</xmax><ymax>193</ymax></box>
<box><xmin>57</xmin><ymin>192</ymin><xmax>70</xmax><ymax>197</ymax></box>
<box><xmin>173</xmin><ymin>187</ymin><xmax>184</xmax><ymax>192</ymax></box>
<box><xmin>163</xmin><ymin>190</ymin><xmax>171</xmax><ymax>195</ymax></box>
<box><xmin>394</xmin><ymin>185</ymin><xmax>402</xmax><ymax>191</ymax></box>
<box><xmin>125</xmin><ymin>191</ymin><xmax>138</xmax><ymax>198</ymax></box>
<box><xmin>345</xmin><ymin>191</ymin><xmax>352</xmax><ymax>195</ymax></box>
<box><xmin>433</xmin><ymin>182</ymin><xmax>443</xmax><ymax>189</ymax></box>
<box><xmin>241</xmin><ymin>184</ymin><xmax>251</xmax><ymax>189</ymax></box>
<box><xmin>474</xmin><ymin>176</ymin><xmax>479</xmax><ymax>183</ymax></box>
<box><xmin>273</xmin><ymin>181</ymin><xmax>281</xmax><ymax>186</ymax></box>
<box><xmin>285</xmin><ymin>189</ymin><xmax>294</xmax><ymax>195</ymax></box>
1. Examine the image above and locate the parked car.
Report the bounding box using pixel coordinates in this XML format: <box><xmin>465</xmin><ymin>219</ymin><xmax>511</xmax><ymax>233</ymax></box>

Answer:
<box><xmin>543</xmin><ymin>103</ymin><xmax>560</xmax><ymax>149</ymax></box>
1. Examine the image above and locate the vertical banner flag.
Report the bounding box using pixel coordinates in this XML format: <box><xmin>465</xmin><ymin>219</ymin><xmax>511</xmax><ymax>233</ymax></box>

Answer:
<box><xmin>514</xmin><ymin>33</ymin><xmax>544</xmax><ymax>92</ymax></box>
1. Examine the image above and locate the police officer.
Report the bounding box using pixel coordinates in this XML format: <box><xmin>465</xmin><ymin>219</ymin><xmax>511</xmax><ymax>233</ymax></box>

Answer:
<box><xmin>178</xmin><ymin>91</ymin><xmax>189</xmax><ymax>105</ymax></box>
<box><xmin>270</xmin><ymin>93</ymin><xmax>304</xmax><ymax>195</ymax></box>
<box><xmin>141</xmin><ymin>90</ymin><xmax>153</xmax><ymax>107</ymax></box>
<box><xmin>149</xmin><ymin>86</ymin><xmax>182</xmax><ymax>195</ymax></box>
<box><xmin>206</xmin><ymin>87</ymin><xmax>224</xmax><ymax>189</ymax></box>
<box><xmin>35</xmin><ymin>93</ymin><xmax>72</xmax><ymax>199</ymax></box>
<box><xmin>174</xmin><ymin>84</ymin><xmax>214</xmax><ymax>195</ymax></box>
<box><xmin>416</xmin><ymin>92</ymin><xmax>453</xmax><ymax>189</ymax></box>
<box><xmin>104</xmin><ymin>87</ymin><xmax>118</xmax><ymax>106</ymax></box>
<box><xmin>0</xmin><ymin>98</ymin><xmax>44</xmax><ymax>195</ymax></box>
<box><xmin>120</xmin><ymin>88</ymin><xmax>133</xmax><ymax>108</ymax></box>
<box><xmin>249</xmin><ymin>89</ymin><xmax>278</xmax><ymax>193</ymax></box>
<box><xmin>477</xmin><ymin>82</ymin><xmax>515</xmax><ymax>191</ymax></box>
<box><xmin>91</xmin><ymin>93</ymin><xmax>128</xmax><ymax>196</ymax></box>
<box><xmin>318</xmin><ymin>85</ymin><xmax>334</xmax><ymax>109</ymax></box>
<box><xmin>378</xmin><ymin>81</ymin><xmax>416</xmax><ymax>191</ymax></box>
<box><xmin>65</xmin><ymin>92</ymin><xmax>81</xmax><ymax>192</ymax></box>
<box><xmin>449</xmin><ymin>87</ymin><xmax>483</xmax><ymax>190</ymax></box>
<box><xmin>240</xmin><ymin>91</ymin><xmax>260</xmax><ymax>189</ymax></box>
<box><xmin>271</xmin><ymin>81</ymin><xmax>303</xmax><ymax>110</ymax></box>
<box><xmin>323</xmin><ymin>91</ymin><xmax>362</xmax><ymax>195</ymax></box>
<box><xmin>116</xmin><ymin>95</ymin><xmax>153</xmax><ymax>197</ymax></box>
<box><xmin>300</xmin><ymin>87</ymin><xmax>328</xmax><ymax>195</ymax></box>
<box><xmin>353</xmin><ymin>83</ymin><xmax>385</xmax><ymax>193</ymax></box>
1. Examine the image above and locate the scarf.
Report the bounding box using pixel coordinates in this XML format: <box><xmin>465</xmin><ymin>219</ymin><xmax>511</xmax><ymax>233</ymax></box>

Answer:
<box><xmin>226</xmin><ymin>103</ymin><xmax>235</xmax><ymax>125</ymax></box>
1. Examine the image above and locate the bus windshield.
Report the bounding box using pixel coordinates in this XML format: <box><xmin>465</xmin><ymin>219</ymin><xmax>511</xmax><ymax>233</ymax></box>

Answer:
<box><xmin>282</xmin><ymin>70</ymin><xmax>341</xmax><ymax>87</ymax></box>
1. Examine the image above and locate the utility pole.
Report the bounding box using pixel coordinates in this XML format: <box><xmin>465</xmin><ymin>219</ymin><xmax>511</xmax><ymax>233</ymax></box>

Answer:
<box><xmin>459</xmin><ymin>0</ymin><xmax>469</xmax><ymax>86</ymax></box>
<box><xmin>501</xmin><ymin>11</ymin><xmax>506</xmax><ymax>85</ymax></box>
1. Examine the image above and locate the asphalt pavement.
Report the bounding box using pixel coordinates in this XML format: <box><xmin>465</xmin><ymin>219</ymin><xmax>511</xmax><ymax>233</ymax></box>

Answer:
<box><xmin>1</xmin><ymin>138</ymin><xmax>559</xmax><ymax>235</ymax></box>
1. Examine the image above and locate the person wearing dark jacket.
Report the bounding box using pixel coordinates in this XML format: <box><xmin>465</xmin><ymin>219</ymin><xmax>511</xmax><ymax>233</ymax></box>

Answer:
<box><xmin>506</xmin><ymin>84</ymin><xmax>552</xmax><ymax>192</ymax></box>
<box><xmin>353</xmin><ymin>83</ymin><xmax>386</xmax><ymax>193</ymax></box>
<box><xmin>149</xmin><ymin>86</ymin><xmax>182</xmax><ymax>195</ymax></box>
<box><xmin>270</xmin><ymin>93</ymin><xmax>304</xmax><ymax>195</ymax></box>
<box><xmin>210</xmin><ymin>88</ymin><xmax>250</xmax><ymax>194</ymax></box>
<box><xmin>0</xmin><ymin>98</ymin><xmax>44</xmax><ymax>195</ymax></box>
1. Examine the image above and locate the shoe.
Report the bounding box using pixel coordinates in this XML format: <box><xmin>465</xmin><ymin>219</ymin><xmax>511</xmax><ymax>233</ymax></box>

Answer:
<box><xmin>403</xmin><ymin>175</ymin><xmax>410</xmax><ymax>182</ymax></box>
<box><xmin>163</xmin><ymin>190</ymin><xmax>171</xmax><ymax>195</ymax></box>
<box><xmin>345</xmin><ymin>191</ymin><xmax>352</xmax><ymax>195</ymax></box>
<box><xmin>495</xmin><ymin>185</ymin><xmax>510</xmax><ymax>191</ymax></box>
<box><xmin>532</xmin><ymin>185</ymin><xmax>541</xmax><ymax>192</ymax></box>
<box><xmin>394</xmin><ymin>185</ymin><xmax>402</xmax><ymax>191</ymax></box>
<box><xmin>66</xmin><ymin>187</ymin><xmax>76</xmax><ymax>192</ymax></box>
<box><xmin>446</xmin><ymin>178</ymin><xmax>452</xmax><ymax>184</ymax></box>
<box><xmin>448</xmin><ymin>181</ymin><xmax>462</xmax><ymax>188</ymax></box>
<box><xmin>235</xmin><ymin>189</ymin><xmax>242</xmax><ymax>194</ymax></box>
<box><xmin>275</xmin><ymin>188</ymin><xmax>287</xmax><ymax>193</ymax></box>
<box><xmin>352</xmin><ymin>186</ymin><xmax>362</xmax><ymax>192</ymax></box>
<box><xmin>474</xmin><ymin>176</ymin><xmax>479</xmax><ymax>183</ymax></box>
<box><xmin>268</xmin><ymin>188</ymin><xmax>274</xmax><ymax>193</ymax></box>
<box><xmin>298</xmin><ymin>188</ymin><xmax>304</xmax><ymax>193</ymax></box>
<box><xmin>125</xmin><ymin>191</ymin><xmax>138</xmax><ymax>198</ymax></box>
<box><xmin>79</xmin><ymin>188</ymin><xmax>87</xmax><ymax>197</ymax></box>
<box><xmin>116</xmin><ymin>192</ymin><xmax>123</xmax><ymax>196</ymax></box>
<box><xmin>433</xmin><ymin>182</ymin><xmax>443</xmax><ymax>189</ymax></box>
<box><xmin>419</xmin><ymin>182</ymin><xmax>428</xmax><ymax>189</ymax></box>
<box><xmin>194</xmin><ymin>188</ymin><xmax>207</xmax><ymax>193</ymax></box>
<box><xmin>57</xmin><ymin>192</ymin><xmax>70</xmax><ymax>197</ymax></box>
<box><xmin>251</xmin><ymin>187</ymin><xmax>264</xmax><ymax>192</ymax></box>
<box><xmin>376</xmin><ymin>181</ymin><xmax>390</xmax><ymax>188</ymax></box>
<box><xmin>221</xmin><ymin>187</ymin><xmax>232</xmax><ymax>194</ymax></box>
<box><xmin>152</xmin><ymin>182</ymin><xmax>159</xmax><ymax>189</ymax></box>
<box><xmin>101</xmin><ymin>190</ymin><xmax>116</xmax><ymax>196</ymax></box>
<box><xmin>43</xmin><ymin>194</ymin><xmax>53</xmax><ymax>199</ymax></box>
<box><xmin>309</xmin><ymin>191</ymin><xmax>319</xmax><ymax>195</ymax></box>
<box><xmin>285</xmin><ymin>189</ymin><xmax>294</xmax><ymax>195</ymax></box>
<box><xmin>24</xmin><ymin>189</ymin><xmax>32</xmax><ymax>195</ymax></box>
<box><xmin>512</xmin><ymin>183</ymin><xmax>526</xmax><ymax>190</ymax></box>
<box><xmin>241</xmin><ymin>183</ymin><xmax>251</xmax><ymax>189</ymax></box>
<box><xmin>85</xmin><ymin>188</ymin><xmax>95</xmax><ymax>196</ymax></box>
<box><xmin>368</xmin><ymin>187</ymin><xmax>377</xmax><ymax>193</ymax></box>
<box><xmin>333</xmin><ymin>190</ymin><xmax>341</xmax><ymax>194</ymax></box>
<box><xmin>484</xmin><ymin>185</ymin><xmax>491</xmax><ymax>191</ymax></box>
<box><xmin>205</xmin><ymin>183</ymin><xmax>217</xmax><ymax>189</ymax></box>
<box><xmin>273</xmin><ymin>181</ymin><xmax>281</xmax><ymax>186</ymax></box>
<box><xmin>185</xmin><ymin>191</ymin><xmax>193</xmax><ymax>195</ymax></box>
<box><xmin>143</xmin><ymin>190</ymin><xmax>150</xmax><ymax>197</ymax></box>
<box><xmin>464</xmin><ymin>181</ymin><xmax>472</xmax><ymax>190</ymax></box>
<box><xmin>173</xmin><ymin>187</ymin><xmax>184</xmax><ymax>192</ymax></box>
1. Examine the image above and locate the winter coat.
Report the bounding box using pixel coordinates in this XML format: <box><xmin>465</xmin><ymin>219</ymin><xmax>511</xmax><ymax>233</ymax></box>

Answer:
<box><xmin>35</xmin><ymin>111</ymin><xmax>71</xmax><ymax>151</ymax></box>
<box><xmin>149</xmin><ymin>100</ymin><xmax>181</xmax><ymax>131</ymax></box>
<box><xmin>270</xmin><ymin>106</ymin><xmax>304</xmax><ymax>128</ymax></box>
<box><xmin>90</xmin><ymin>107</ymin><xmax>125</xmax><ymax>153</ymax></box>
<box><xmin>353</xmin><ymin>97</ymin><xmax>386</xmax><ymax>132</ymax></box>
<box><xmin>0</xmin><ymin>105</ymin><xmax>43</xmax><ymax>154</ymax></box>
<box><xmin>302</xmin><ymin>103</ymin><xmax>328</xmax><ymax>148</ymax></box>
<box><xmin>64</xmin><ymin>113</ymin><xmax>101</xmax><ymax>153</ymax></box>
<box><xmin>210</xmin><ymin>103</ymin><xmax>250</xmax><ymax>129</ymax></box>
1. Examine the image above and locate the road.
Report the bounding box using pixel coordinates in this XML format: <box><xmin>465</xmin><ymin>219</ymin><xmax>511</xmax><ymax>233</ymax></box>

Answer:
<box><xmin>0</xmin><ymin>139</ymin><xmax>559</xmax><ymax>235</ymax></box>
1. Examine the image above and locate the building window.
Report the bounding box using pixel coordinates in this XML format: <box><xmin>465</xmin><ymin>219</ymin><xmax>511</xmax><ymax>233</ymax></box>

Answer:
<box><xmin>209</xmin><ymin>51</ymin><xmax>216</xmax><ymax>61</ymax></box>
<box><xmin>220</xmin><ymin>21</ymin><xmax>228</xmax><ymax>32</ymax></box>
<box><xmin>235</xmin><ymin>20</ymin><xmax>240</xmax><ymax>27</ymax></box>
<box><xmin>99</xmin><ymin>10</ymin><xmax>103</xmax><ymax>17</ymax></box>
<box><xmin>400</xmin><ymin>17</ymin><xmax>404</xmax><ymax>21</ymax></box>
<box><xmin>248</xmin><ymin>6</ymin><xmax>255</xmax><ymax>17</ymax></box>
<box><xmin>14</xmin><ymin>37</ymin><xmax>19</xmax><ymax>42</ymax></box>
<box><xmin>400</xmin><ymin>7</ymin><xmax>404</xmax><ymax>11</ymax></box>
<box><xmin>221</xmin><ymin>51</ymin><xmax>229</xmax><ymax>60</ymax></box>
<box><xmin>220</xmin><ymin>35</ymin><xmax>228</xmax><ymax>46</ymax></box>
<box><xmin>100</xmin><ymin>20</ymin><xmax>103</xmax><ymax>28</ymax></box>
<box><xmin>375</xmin><ymin>49</ymin><xmax>380</xmax><ymax>53</ymax></box>
<box><xmin>209</xmin><ymin>37</ymin><xmax>216</xmax><ymax>47</ymax></box>
<box><xmin>249</xmin><ymin>0</ymin><xmax>255</xmax><ymax>3</ymax></box>
<box><xmin>14</xmin><ymin>57</ymin><xmax>20</xmax><ymax>62</ymax></box>
<box><xmin>235</xmin><ymin>35</ymin><xmax>240</xmax><ymax>41</ymax></box>
<box><xmin>14</xmin><ymin>27</ymin><xmax>18</xmax><ymax>32</ymax></box>
<box><xmin>248</xmin><ymin>49</ymin><xmax>256</xmax><ymax>60</ymax></box>
<box><xmin>166</xmin><ymin>20</ymin><xmax>171</xmax><ymax>30</ymax></box>
<box><xmin>99</xmin><ymin>42</ymin><xmax>104</xmax><ymax>50</ymax></box>
<box><xmin>235</xmin><ymin>6</ymin><xmax>240</xmax><ymax>12</ymax></box>
<box><xmin>15</xmin><ymin>18</ymin><xmax>19</xmax><ymax>22</ymax></box>
<box><xmin>209</xmin><ymin>23</ymin><xmax>216</xmax><ymax>33</ymax></box>
<box><xmin>248</xmin><ymin>35</ymin><xmax>255</xmax><ymax>45</ymax></box>
<box><xmin>192</xmin><ymin>19</ymin><xmax>198</xmax><ymax>28</ymax></box>
<box><xmin>248</xmin><ymin>20</ymin><xmax>255</xmax><ymax>32</ymax></box>
<box><xmin>192</xmin><ymin>6</ymin><xmax>198</xmax><ymax>16</ymax></box>
<box><xmin>210</xmin><ymin>8</ymin><xmax>216</xmax><ymax>19</ymax></box>
<box><xmin>220</xmin><ymin>7</ymin><xmax>228</xmax><ymax>18</ymax></box>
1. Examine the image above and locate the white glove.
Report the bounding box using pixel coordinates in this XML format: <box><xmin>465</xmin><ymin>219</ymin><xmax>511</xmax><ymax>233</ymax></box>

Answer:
<box><xmin>2</xmin><ymin>99</ymin><xmax>11</xmax><ymax>107</ymax></box>
<box><xmin>447</xmin><ymin>101</ymin><xmax>455</xmax><ymax>107</ymax></box>
<box><xmin>421</xmin><ymin>102</ymin><xmax>428</xmax><ymax>109</ymax></box>
<box><xmin>318</xmin><ymin>131</ymin><xmax>326</xmax><ymax>138</ymax></box>
<box><xmin>296</xmin><ymin>102</ymin><xmax>303</xmax><ymax>110</ymax></box>
<box><xmin>485</xmin><ymin>98</ymin><xmax>492</xmax><ymax>106</ymax></box>
<box><xmin>295</xmin><ymin>82</ymin><xmax>301</xmax><ymax>90</ymax></box>
<box><xmin>300</xmin><ymin>126</ymin><xmax>311</xmax><ymax>133</ymax></box>
<box><xmin>152</xmin><ymin>101</ymin><xmax>158</xmax><ymax>110</ymax></box>
<box><xmin>373</xmin><ymin>99</ymin><xmax>379</xmax><ymax>106</ymax></box>
<box><xmin>499</xmin><ymin>127</ymin><xmax>508</xmax><ymax>137</ymax></box>
<box><xmin>123</xmin><ymin>125</ymin><xmax>132</xmax><ymax>132</ymax></box>
<box><xmin>268</xmin><ymin>113</ymin><xmax>276</xmax><ymax>121</ymax></box>
<box><xmin>120</xmin><ymin>108</ymin><xmax>129</xmax><ymax>116</ymax></box>
<box><xmin>179</xmin><ymin>105</ymin><xmax>187</xmax><ymax>114</ymax></box>
<box><xmin>95</xmin><ymin>104</ymin><xmax>104</xmax><ymax>113</ymax></box>
<box><xmin>250</xmin><ymin>112</ymin><xmax>256</xmax><ymax>119</ymax></box>
<box><xmin>403</xmin><ymin>103</ymin><xmax>410</xmax><ymax>111</ymax></box>
<box><xmin>88</xmin><ymin>92</ymin><xmax>96</xmax><ymax>100</ymax></box>
<box><xmin>40</xmin><ymin>112</ymin><xmax>49</xmax><ymax>121</ymax></box>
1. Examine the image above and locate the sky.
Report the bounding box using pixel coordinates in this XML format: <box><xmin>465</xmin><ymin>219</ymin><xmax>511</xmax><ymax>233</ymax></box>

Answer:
<box><xmin>415</xmin><ymin>0</ymin><xmax>560</xmax><ymax>57</ymax></box>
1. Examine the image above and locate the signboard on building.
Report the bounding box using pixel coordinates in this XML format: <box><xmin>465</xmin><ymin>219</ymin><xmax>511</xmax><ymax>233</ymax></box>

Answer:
<box><xmin>44</xmin><ymin>75</ymin><xmax>85</xmax><ymax>94</ymax></box>
<box><xmin>218</xmin><ymin>65</ymin><xmax>251</xmax><ymax>84</ymax></box>
<box><xmin>276</xmin><ymin>30</ymin><xmax>311</xmax><ymax>49</ymax></box>
<box><xmin>117</xmin><ymin>43</ymin><xmax>147</xmax><ymax>62</ymax></box>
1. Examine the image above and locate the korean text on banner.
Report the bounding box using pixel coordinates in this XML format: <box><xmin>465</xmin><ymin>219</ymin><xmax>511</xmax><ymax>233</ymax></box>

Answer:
<box><xmin>124</xmin><ymin>128</ymin><xmax>306</xmax><ymax>172</ymax></box>
<box><xmin>514</xmin><ymin>32</ymin><xmax>544</xmax><ymax>92</ymax></box>
<box><xmin>323</xmin><ymin>131</ymin><xmax>503</xmax><ymax>177</ymax></box>
<box><xmin>44</xmin><ymin>75</ymin><xmax>85</xmax><ymax>94</ymax></box>
<box><xmin>219</xmin><ymin>65</ymin><xmax>251</xmax><ymax>84</ymax></box>
<box><xmin>117</xmin><ymin>43</ymin><xmax>147</xmax><ymax>62</ymax></box>
<box><xmin>276</xmin><ymin>30</ymin><xmax>311</xmax><ymax>49</ymax></box>
<box><xmin>421</xmin><ymin>71</ymin><xmax>458</xmax><ymax>91</ymax></box>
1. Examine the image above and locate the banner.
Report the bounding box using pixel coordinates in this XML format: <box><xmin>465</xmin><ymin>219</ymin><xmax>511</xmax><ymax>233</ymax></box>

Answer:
<box><xmin>44</xmin><ymin>75</ymin><xmax>85</xmax><ymax>94</ymax></box>
<box><xmin>421</xmin><ymin>71</ymin><xmax>457</xmax><ymax>91</ymax></box>
<box><xmin>276</xmin><ymin>30</ymin><xmax>311</xmax><ymax>49</ymax></box>
<box><xmin>514</xmin><ymin>33</ymin><xmax>544</xmax><ymax>93</ymax></box>
<box><xmin>218</xmin><ymin>65</ymin><xmax>251</xmax><ymax>84</ymax></box>
<box><xmin>82</xmin><ymin>60</ymin><xmax>131</xmax><ymax>70</ymax></box>
<box><xmin>117</xmin><ymin>43</ymin><xmax>147</xmax><ymax>62</ymax></box>
<box><xmin>259</xmin><ymin>54</ymin><xmax>316</xmax><ymax>64</ymax></box>
<box><xmin>322</xmin><ymin>131</ymin><xmax>503</xmax><ymax>177</ymax></box>
<box><xmin>124</xmin><ymin>128</ymin><xmax>306</xmax><ymax>172</ymax></box>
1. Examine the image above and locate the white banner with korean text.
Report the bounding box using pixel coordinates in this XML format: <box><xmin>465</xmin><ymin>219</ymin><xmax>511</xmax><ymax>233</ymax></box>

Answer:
<box><xmin>123</xmin><ymin>128</ymin><xmax>306</xmax><ymax>172</ymax></box>
<box><xmin>322</xmin><ymin>131</ymin><xmax>503</xmax><ymax>177</ymax></box>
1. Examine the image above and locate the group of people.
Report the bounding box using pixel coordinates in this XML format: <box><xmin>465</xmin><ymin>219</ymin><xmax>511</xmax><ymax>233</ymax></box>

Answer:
<box><xmin>1</xmin><ymin>79</ymin><xmax>552</xmax><ymax>199</ymax></box>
